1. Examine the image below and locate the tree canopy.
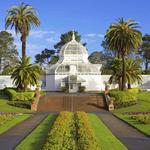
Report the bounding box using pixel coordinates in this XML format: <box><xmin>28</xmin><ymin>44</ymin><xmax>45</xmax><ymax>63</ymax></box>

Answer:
<box><xmin>5</xmin><ymin>2</ymin><xmax>40</xmax><ymax>58</ymax></box>
<box><xmin>105</xmin><ymin>18</ymin><xmax>142</xmax><ymax>90</ymax></box>
<box><xmin>0</xmin><ymin>31</ymin><xmax>18</xmax><ymax>74</ymax></box>
<box><xmin>54</xmin><ymin>31</ymin><xmax>81</xmax><ymax>50</ymax></box>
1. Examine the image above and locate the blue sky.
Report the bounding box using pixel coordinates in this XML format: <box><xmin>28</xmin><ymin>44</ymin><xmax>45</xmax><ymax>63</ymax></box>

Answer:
<box><xmin>0</xmin><ymin>0</ymin><xmax>150</xmax><ymax>62</ymax></box>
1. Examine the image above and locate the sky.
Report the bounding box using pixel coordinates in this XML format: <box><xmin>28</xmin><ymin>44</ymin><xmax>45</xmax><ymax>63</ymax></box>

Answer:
<box><xmin>0</xmin><ymin>0</ymin><xmax>150</xmax><ymax>62</ymax></box>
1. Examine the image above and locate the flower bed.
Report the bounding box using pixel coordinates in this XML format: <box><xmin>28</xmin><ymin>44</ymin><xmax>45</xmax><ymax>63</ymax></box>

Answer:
<box><xmin>0</xmin><ymin>114</ymin><xmax>16</xmax><ymax>125</ymax></box>
<box><xmin>42</xmin><ymin>111</ymin><xmax>76</xmax><ymax>150</ymax></box>
<box><xmin>75</xmin><ymin>112</ymin><xmax>101</xmax><ymax>150</ymax></box>
<box><xmin>42</xmin><ymin>111</ymin><xmax>101</xmax><ymax>150</ymax></box>
<box><xmin>131</xmin><ymin>114</ymin><xmax>150</xmax><ymax>124</ymax></box>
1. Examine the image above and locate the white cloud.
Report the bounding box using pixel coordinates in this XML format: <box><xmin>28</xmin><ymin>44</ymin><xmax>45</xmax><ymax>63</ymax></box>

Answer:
<box><xmin>85</xmin><ymin>33</ymin><xmax>97</xmax><ymax>38</ymax></box>
<box><xmin>84</xmin><ymin>33</ymin><xmax>104</xmax><ymax>38</ymax></box>
<box><xmin>97</xmin><ymin>34</ymin><xmax>104</xmax><ymax>38</ymax></box>
<box><xmin>29</xmin><ymin>30</ymin><xmax>56</xmax><ymax>38</ymax></box>
<box><xmin>15</xmin><ymin>42</ymin><xmax>45</xmax><ymax>51</ymax></box>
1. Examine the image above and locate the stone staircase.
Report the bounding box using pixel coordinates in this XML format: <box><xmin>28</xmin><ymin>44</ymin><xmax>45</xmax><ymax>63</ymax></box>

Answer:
<box><xmin>37</xmin><ymin>95</ymin><xmax>107</xmax><ymax>112</ymax></box>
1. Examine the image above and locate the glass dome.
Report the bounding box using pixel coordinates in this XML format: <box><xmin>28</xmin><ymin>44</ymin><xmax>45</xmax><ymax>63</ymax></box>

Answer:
<box><xmin>59</xmin><ymin>34</ymin><xmax>88</xmax><ymax>56</ymax></box>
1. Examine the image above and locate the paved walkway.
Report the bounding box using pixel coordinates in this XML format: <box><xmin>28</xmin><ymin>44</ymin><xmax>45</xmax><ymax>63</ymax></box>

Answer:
<box><xmin>0</xmin><ymin>113</ymin><xmax>48</xmax><ymax>150</ymax></box>
<box><xmin>96</xmin><ymin>111</ymin><xmax>150</xmax><ymax>150</ymax></box>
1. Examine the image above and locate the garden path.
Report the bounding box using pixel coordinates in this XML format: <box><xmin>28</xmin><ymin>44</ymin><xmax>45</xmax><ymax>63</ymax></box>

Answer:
<box><xmin>0</xmin><ymin>113</ymin><xmax>48</xmax><ymax>150</ymax></box>
<box><xmin>96</xmin><ymin>111</ymin><xmax>150</xmax><ymax>150</ymax></box>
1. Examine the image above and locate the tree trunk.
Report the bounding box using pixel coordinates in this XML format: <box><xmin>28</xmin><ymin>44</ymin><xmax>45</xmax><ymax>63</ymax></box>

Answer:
<box><xmin>128</xmin><ymin>83</ymin><xmax>131</xmax><ymax>89</ymax></box>
<box><xmin>145</xmin><ymin>61</ymin><xmax>149</xmax><ymax>74</ymax></box>
<box><xmin>21</xmin><ymin>34</ymin><xmax>26</xmax><ymax>59</ymax></box>
<box><xmin>121</xmin><ymin>54</ymin><xmax>126</xmax><ymax>91</ymax></box>
<box><xmin>118</xmin><ymin>77</ymin><xmax>122</xmax><ymax>90</ymax></box>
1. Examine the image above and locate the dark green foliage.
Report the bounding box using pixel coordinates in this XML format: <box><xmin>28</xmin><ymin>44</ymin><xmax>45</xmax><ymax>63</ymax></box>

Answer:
<box><xmin>49</xmin><ymin>56</ymin><xmax>59</xmax><ymax>64</ymax></box>
<box><xmin>7</xmin><ymin>101</ymin><xmax>31</xmax><ymax>109</ymax></box>
<box><xmin>79</xmin><ymin>86</ymin><xmax>85</xmax><ymax>92</ymax></box>
<box><xmin>0</xmin><ymin>31</ymin><xmax>18</xmax><ymax>74</ymax></box>
<box><xmin>35</xmin><ymin>48</ymin><xmax>56</xmax><ymax>65</ymax></box>
<box><xmin>54</xmin><ymin>31</ymin><xmax>81</xmax><ymax>50</ymax></box>
<box><xmin>140</xmin><ymin>34</ymin><xmax>150</xmax><ymax>73</ymax></box>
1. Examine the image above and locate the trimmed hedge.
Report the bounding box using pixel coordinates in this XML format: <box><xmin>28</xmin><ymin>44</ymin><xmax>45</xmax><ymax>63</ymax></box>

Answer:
<box><xmin>7</xmin><ymin>101</ymin><xmax>31</xmax><ymax>109</ymax></box>
<box><xmin>4</xmin><ymin>88</ymin><xmax>34</xmax><ymax>101</ymax></box>
<box><xmin>109</xmin><ymin>90</ymin><xmax>138</xmax><ymax>108</ymax></box>
<box><xmin>75</xmin><ymin>112</ymin><xmax>100</xmax><ymax>150</ymax></box>
<box><xmin>42</xmin><ymin>112</ymin><xmax>76</xmax><ymax>150</ymax></box>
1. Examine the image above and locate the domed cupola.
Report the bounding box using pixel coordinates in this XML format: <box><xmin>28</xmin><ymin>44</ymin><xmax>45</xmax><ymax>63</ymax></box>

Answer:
<box><xmin>59</xmin><ymin>32</ymin><xmax>88</xmax><ymax>63</ymax></box>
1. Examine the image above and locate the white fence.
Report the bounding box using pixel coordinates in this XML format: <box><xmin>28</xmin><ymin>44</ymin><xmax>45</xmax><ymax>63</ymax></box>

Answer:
<box><xmin>1</xmin><ymin>75</ymin><xmax>150</xmax><ymax>91</ymax></box>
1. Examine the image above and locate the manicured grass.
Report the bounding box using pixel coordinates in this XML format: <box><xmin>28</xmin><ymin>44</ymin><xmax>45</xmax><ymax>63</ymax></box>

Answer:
<box><xmin>113</xmin><ymin>91</ymin><xmax>150</xmax><ymax>136</ymax></box>
<box><xmin>16</xmin><ymin>114</ymin><xmax>57</xmax><ymax>150</ymax></box>
<box><xmin>0</xmin><ymin>114</ymin><xmax>30</xmax><ymax>134</ymax></box>
<box><xmin>0</xmin><ymin>93</ymin><xmax>33</xmax><ymax>113</ymax></box>
<box><xmin>88</xmin><ymin>114</ymin><xmax>127</xmax><ymax>150</ymax></box>
<box><xmin>115</xmin><ymin>114</ymin><xmax>150</xmax><ymax>136</ymax></box>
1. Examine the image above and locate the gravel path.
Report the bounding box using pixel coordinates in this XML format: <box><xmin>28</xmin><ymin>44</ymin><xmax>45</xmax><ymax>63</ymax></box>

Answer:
<box><xmin>96</xmin><ymin>111</ymin><xmax>150</xmax><ymax>150</ymax></box>
<box><xmin>0</xmin><ymin>113</ymin><xmax>48</xmax><ymax>150</ymax></box>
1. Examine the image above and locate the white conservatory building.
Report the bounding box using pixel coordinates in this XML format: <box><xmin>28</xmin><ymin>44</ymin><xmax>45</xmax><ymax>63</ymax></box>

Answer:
<box><xmin>43</xmin><ymin>33</ymin><xmax>104</xmax><ymax>93</ymax></box>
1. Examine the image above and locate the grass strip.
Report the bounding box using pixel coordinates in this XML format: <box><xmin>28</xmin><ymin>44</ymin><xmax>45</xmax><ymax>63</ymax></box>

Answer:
<box><xmin>16</xmin><ymin>114</ymin><xmax>57</xmax><ymax>150</ymax></box>
<box><xmin>115</xmin><ymin>114</ymin><xmax>150</xmax><ymax>136</ymax></box>
<box><xmin>88</xmin><ymin>113</ymin><xmax>127</xmax><ymax>150</ymax></box>
<box><xmin>0</xmin><ymin>114</ymin><xmax>30</xmax><ymax>134</ymax></box>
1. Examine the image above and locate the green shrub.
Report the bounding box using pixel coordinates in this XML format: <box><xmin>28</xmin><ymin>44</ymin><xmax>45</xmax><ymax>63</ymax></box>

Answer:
<box><xmin>110</xmin><ymin>90</ymin><xmax>137</xmax><ymax>102</ymax></box>
<box><xmin>4</xmin><ymin>88</ymin><xmax>17</xmax><ymax>101</ymax></box>
<box><xmin>127</xmin><ymin>88</ymin><xmax>141</xmax><ymax>94</ymax></box>
<box><xmin>4</xmin><ymin>88</ymin><xmax>34</xmax><ymax>101</ymax></box>
<box><xmin>79</xmin><ymin>86</ymin><xmax>86</xmax><ymax>92</ymax></box>
<box><xmin>42</xmin><ymin>111</ymin><xmax>76</xmax><ymax>150</ymax></box>
<box><xmin>75</xmin><ymin>112</ymin><xmax>100</xmax><ymax>150</ymax></box>
<box><xmin>15</xmin><ymin>92</ymin><xmax>35</xmax><ymax>101</ymax></box>
<box><xmin>109</xmin><ymin>90</ymin><xmax>137</xmax><ymax>108</ymax></box>
<box><xmin>61</xmin><ymin>86</ymin><xmax>68</xmax><ymax>92</ymax></box>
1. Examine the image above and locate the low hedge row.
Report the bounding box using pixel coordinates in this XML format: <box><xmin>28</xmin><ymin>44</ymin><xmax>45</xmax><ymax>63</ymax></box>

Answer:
<box><xmin>4</xmin><ymin>88</ymin><xmax>35</xmax><ymax>101</ymax></box>
<box><xmin>114</xmin><ymin>100</ymin><xmax>137</xmax><ymax>108</ymax></box>
<box><xmin>42</xmin><ymin>112</ymin><xmax>76</xmax><ymax>150</ymax></box>
<box><xmin>75</xmin><ymin>112</ymin><xmax>100</xmax><ymax>150</ymax></box>
<box><xmin>7</xmin><ymin>101</ymin><xmax>31</xmax><ymax>109</ymax></box>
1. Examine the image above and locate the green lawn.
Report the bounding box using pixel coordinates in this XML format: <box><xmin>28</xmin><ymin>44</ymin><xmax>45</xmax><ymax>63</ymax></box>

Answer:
<box><xmin>88</xmin><ymin>114</ymin><xmax>127</xmax><ymax>150</ymax></box>
<box><xmin>0</xmin><ymin>114</ymin><xmax>30</xmax><ymax>134</ymax></box>
<box><xmin>113</xmin><ymin>91</ymin><xmax>150</xmax><ymax>136</ymax></box>
<box><xmin>15</xmin><ymin>114</ymin><xmax>57</xmax><ymax>150</ymax></box>
<box><xmin>0</xmin><ymin>93</ymin><xmax>33</xmax><ymax>113</ymax></box>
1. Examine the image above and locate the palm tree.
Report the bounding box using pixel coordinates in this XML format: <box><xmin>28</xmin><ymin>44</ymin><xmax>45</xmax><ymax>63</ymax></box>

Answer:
<box><xmin>109</xmin><ymin>58</ymin><xmax>142</xmax><ymax>89</ymax></box>
<box><xmin>105</xmin><ymin>18</ymin><xmax>142</xmax><ymax>90</ymax></box>
<box><xmin>126</xmin><ymin>58</ymin><xmax>142</xmax><ymax>89</ymax></box>
<box><xmin>11</xmin><ymin>57</ymin><xmax>41</xmax><ymax>91</ymax></box>
<box><xmin>5</xmin><ymin>3</ymin><xmax>40</xmax><ymax>58</ymax></box>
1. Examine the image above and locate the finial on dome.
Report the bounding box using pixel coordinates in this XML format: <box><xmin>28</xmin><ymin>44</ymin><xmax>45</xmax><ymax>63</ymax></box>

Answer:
<box><xmin>72</xmin><ymin>31</ymin><xmax>75</xmax><ymax>41</ymax></box>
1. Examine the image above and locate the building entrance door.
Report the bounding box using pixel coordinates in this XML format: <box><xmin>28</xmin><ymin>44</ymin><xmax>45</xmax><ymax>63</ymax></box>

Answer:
<box><xmin>69</xmin><ymin>83</ymin><xmax>78</xmax><ymax>93</ymax></box>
